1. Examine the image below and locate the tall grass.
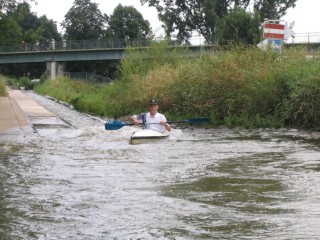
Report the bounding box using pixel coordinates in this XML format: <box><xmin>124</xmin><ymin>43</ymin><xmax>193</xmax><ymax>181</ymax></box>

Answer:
<box><xmin>35</xmin><ymin>43</ymin><xmax>320</xmax><ymax>129</ymax></box>
<box><xmin>120</xmin><ymin>40</ymin><xmax>189</xmax><ymax>82</ymax></box>
<box><xmin>0</xmin><ymin>76</ymin><xmax>7</xmax><ymax>96</ymax></box>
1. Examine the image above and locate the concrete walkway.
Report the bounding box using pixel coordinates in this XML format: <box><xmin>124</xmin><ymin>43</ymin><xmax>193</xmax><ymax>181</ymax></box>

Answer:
<box><xmin>0</xmin><ymin>87</ymin><xmax>58</xmax><ymax>142</ymax></box>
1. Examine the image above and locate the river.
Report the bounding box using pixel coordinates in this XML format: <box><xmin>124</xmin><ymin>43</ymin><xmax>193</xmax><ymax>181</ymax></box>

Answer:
<box><xmin>1</xmin><ymin>91</ymin><xmax>320</xmax><ymax>239</ymax></box>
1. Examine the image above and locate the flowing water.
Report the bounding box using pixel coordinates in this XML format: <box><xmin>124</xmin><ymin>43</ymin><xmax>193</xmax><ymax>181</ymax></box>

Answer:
<box><xmin>1</xmin><ymin>91</ymin><xmax>320</xmax><ymax>239</ymax></box>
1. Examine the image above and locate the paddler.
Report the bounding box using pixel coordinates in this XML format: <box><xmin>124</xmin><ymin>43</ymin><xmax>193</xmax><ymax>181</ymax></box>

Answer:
<box><xmin>130</xmin><ymin>99</ymin><xmax>171</xmax><ymax>132</ymax></box>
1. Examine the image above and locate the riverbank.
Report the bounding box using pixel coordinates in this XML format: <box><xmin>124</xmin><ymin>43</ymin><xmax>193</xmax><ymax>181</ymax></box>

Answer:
<box><xmin>34</xmin><ymin>46</ymin><xmax>320</xmax><ymax>130</ymax></box>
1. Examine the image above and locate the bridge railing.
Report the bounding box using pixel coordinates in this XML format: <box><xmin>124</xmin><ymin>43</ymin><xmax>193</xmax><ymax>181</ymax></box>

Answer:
<box><xmin>285</xmin><ymin>32</ymin><xmax>320</xmax><ymax>44</ymax></box>
<box><xmin>0</xmin><ymin>39</ymin><xmax>145</xmax><ymax>53</ymax></box>
<box><xmin>1</xmin><ymin>33</ymin><xmax>318</xmax><ymax>54</ymax></box>
<box><xmin>0</xmin><ymin>36</ymin><xmax>207</xmax><ymax>54</ymax></box>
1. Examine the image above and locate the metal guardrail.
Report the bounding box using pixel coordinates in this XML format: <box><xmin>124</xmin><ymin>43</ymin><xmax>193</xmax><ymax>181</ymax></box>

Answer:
<box><xmin>1</xmin><ymin>33</ymin><xmax>318</xmax><ymax>54</ymax></box>
<box><xmin>0</xmin><ymin>36</ymin><xmax>207</xmax><ymax>54</ymax></box>
<box><xmin>0</xmin><ymin>39</ymin><xmax>145</xmax><ymax>53</ymax></box>
<box><xmin>285</xmin><ymin>32</ymin><xmax>320</xmax><ymax>44</ymax></box>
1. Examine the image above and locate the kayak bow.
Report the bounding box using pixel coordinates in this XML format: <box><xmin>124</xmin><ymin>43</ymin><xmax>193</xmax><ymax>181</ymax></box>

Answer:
<box><xmin>130</xmin><ymin>129</ymin><xmax>170</xmax><ymax>145</ymax></box>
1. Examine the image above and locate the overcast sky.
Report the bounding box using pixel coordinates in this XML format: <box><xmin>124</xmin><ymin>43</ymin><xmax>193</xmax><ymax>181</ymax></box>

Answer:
<box><xmin>30</xmin><ymin>0</ymin><xmax>320</xmax><ymax>37</ymax></box>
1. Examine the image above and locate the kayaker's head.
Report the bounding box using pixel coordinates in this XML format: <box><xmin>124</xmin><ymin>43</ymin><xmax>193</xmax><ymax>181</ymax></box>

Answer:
<box><xmin>148</xmin><ymin>99</ymin><xmax>158</xmax><ymax>105</ymax></box>
<box><xmin>148</xmin><ymin>99</ymin><xmax>159</xmax><ymax>114</ymax></box>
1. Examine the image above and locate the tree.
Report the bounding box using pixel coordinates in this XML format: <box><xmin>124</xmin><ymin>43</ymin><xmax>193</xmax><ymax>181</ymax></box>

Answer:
<box><xmin>0</xmin><ymin>0</ymin><xmax>35</xmax><ymax>12</ymax></box>
<box><xmin>0</xmin><ymin>1</ymin><xmax>60</xmax><ymax>78</ymax></box>
<box><xmin>0</xmin><ymin>12</ymin><xmax>21</xmax><ymax>46</ymax></box>
<box><xmin>253</xmin><ymin>0</ymin><xmax>297</xmax><ymax>21</ymax></box>
<box><xmin>36</xmin><ymin>16</ymin><xmax>61</xmax><ymax>42</ymax></box>
<box><xmin>216</xmin><ymin>7</ymin><xmax>261</xmax><ymax>45</ymax></box>
<box><xmin>107</xmin><ymin>4</ymin><xmax>152</xmax><ymax>40</ymax></box>
<box><xmin>141</xmin><ymin>0</ymin><xmax>218</xmax><ymax>42</ymax></box>
<box><xmin>5</xmin><ymin>2</ymin><xmax>60</xmax><ymax>43</ymax></box>
<box><xmin>140</xmin><ymin>0</ymin><xmax>297</xmax><ymax>43</ymax></box>
<box><xmin>61</xmin><ymin>0</ymin><xmax>111</xmax><ymax>77</ymax></box>
<box><xmin>61</xmin><ymin>0</ymin><xmax>108</xmax><ymax>40</ymax></box>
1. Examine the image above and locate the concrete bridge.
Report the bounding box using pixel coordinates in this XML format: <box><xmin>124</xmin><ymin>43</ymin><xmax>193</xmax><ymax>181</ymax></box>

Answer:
<box><xmin>0</xmin><ymin>38</ymin><xmax>212</xmax><ymax>79</ymax></box>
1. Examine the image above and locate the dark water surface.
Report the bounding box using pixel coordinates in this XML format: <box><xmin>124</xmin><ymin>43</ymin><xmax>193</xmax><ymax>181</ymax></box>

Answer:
<box><xmin>1</xmin><ymin>91</ymin><xmax>320</xmax><ymax>239</ymax></box>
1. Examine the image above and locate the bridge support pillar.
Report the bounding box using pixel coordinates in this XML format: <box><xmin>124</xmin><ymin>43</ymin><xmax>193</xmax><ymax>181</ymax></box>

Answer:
<box><xmin>46</xmin><ymin>60</ymin><xmax>65</xmax><ymax>80</ymax></box>
<box><xmin>57</xmin><ymin>63</ymin><xmax>65</xmax><ymax>77</ymax></box>
<box><xmin>46</xmin><ymin>60</ymin><xmax>56</xmax><ymax>80</ymax></box>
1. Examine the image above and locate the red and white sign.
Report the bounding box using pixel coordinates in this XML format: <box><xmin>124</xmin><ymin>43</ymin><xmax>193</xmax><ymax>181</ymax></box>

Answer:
<box><xmin>263</xmin><ymin>23</ymin><xmax>285</xmax><ymax>40</ymax></box>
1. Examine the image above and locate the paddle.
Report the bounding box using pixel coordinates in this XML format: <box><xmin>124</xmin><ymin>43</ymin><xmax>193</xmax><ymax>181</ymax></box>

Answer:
<box><xmin>105</xmin><ymin>117</ymin><xmax>209</xmax><ymax>130</ymax></box>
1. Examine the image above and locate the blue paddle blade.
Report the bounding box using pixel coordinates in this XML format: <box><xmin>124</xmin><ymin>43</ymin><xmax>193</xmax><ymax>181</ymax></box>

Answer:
<box><xmin>105</xmin><ymin>120</ymin><xmax>125</xmax><ymax>130</ymax></box>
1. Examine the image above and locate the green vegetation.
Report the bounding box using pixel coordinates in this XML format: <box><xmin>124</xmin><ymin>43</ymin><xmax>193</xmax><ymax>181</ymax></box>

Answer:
<box><xmin>0</xmin><ymin>75</ymin><xmax>42</xmax><ymax>96</ymax></box>
<box><xmin>0</xmin><ymin>76</ymin><xmax>7</xmax><ymax>96</ymax></box>
<box><xmin>5</xmin><ymin>76</ymin><xmax>40</xmax><ymax>90</ymax></box>
<box><xmin>35</xmin><ymin>44</ymin><xmax>320</xmax><ymax>130</ymax></box>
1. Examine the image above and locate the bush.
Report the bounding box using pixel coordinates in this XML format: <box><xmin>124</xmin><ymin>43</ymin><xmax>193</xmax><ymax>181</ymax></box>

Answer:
<box><xmin>5</xmin><ymin>76</ymin><xmax>38</xmax><ymax>90</ymax></box>
<box><xmin>40</xmin><ymin>71</ymin><xmax>48</xmax><ymax>83</ymax></box>
<box><xmin>18</xmin><ymin>77</ymin><xmax>35</xmax><ymax>90</ymax></box>
<box><xmin>0</xmin><ymin>76</ymin><xmax>7</xmax><ymax>96</ymax></box>
<box><xmin>6</xmin><ymin>76</ymin><xmax>18</xmax><ymax>87</ymax></box>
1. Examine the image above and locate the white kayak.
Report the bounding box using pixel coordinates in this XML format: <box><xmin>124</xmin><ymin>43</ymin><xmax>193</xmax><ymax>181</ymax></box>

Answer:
<box><xmin>130</xmin><ymin>129</ymin><xmax>170</xmax><ymax>145</ymax></box>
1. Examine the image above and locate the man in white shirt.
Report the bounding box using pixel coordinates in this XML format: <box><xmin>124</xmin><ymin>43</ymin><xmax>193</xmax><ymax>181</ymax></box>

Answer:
<box><xmin>130</xmin><ymin>99</ymin><xmax>171</xmax><ymax>132</ymax></box>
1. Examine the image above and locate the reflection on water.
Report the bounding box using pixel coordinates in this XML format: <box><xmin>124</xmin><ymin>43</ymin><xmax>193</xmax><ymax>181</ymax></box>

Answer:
<box><xmin>1</xmin><ymin>92</ymin><xmax>320</xmax><ymax>239</ymax></box>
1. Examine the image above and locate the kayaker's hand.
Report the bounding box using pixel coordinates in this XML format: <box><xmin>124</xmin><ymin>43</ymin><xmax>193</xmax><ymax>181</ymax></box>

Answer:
<box><xmin>159</xmin><ymin>121</ymin><xmax>166</xmax><ymax>126</ymax></box>
<box><xmin>130</xmin><ymin>117</ymin><xmax>140</xmax><ymax>125</ymax></box>
<box><xmin>160</xmin><ymin>121</ymin><xmax>171</xmax><ymax>132</ymax></box>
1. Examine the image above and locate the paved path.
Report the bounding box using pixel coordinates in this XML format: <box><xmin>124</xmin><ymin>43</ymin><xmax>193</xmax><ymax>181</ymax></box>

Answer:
<box><xmin>0</xmin><ymin>87</ymin><xmax>60</xmax><ymax>142</ymax></box>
